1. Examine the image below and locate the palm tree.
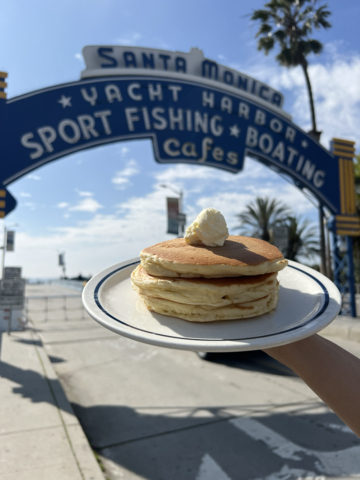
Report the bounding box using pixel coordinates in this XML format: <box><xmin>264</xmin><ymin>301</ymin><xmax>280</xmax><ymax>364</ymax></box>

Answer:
<box><xmin>236</xmin><ymin>197</ymin><xmax>291</xmax><ymax>242</ymax></box>
<box><xmin>251</xmin><ymin>0</ymin><xmax>331</xmax><ymax>140</ymax></box>
<box><xmin>286</xmin><ymin>214</ymin><xmax>319</xmax><ymax>260</ymax></box>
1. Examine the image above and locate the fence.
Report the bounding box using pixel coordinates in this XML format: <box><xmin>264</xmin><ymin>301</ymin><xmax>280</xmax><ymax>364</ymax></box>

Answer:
<box><xmin>25</xmin><ymin>294</ymin><xmax>87</xmax><ymax>322</ymax></box>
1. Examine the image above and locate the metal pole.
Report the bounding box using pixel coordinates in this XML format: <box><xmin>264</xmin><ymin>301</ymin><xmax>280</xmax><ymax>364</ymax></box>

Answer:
<box><xmin>45</xmin><ymin>296</ymin><xmax>48</xmax><ymax>322</ymax></box>
<box><xmin>346</xmin><ymin>236</ymin><xmax>357</xmax><ymax>318</ymax></box>
<box><xmin>5</xmin><ymin>308</ymin><xmax>11</xmax><ymax>335</ymax></box>
<box><xmin>326</xmin><ymin>224</ymin><xmax>332</xmax><ymax>280</ymax></box>
<box><xmin>319</xmin><ymin>205</ymin><xmax>327</xmax><ymax>277</ymax></box>
<box><xmin>25</xmin><ymin>298</ymin><xmax>29</xmax><ymax>323</ymax></box>
<box><xmin>1</xmin><ymin>226</ymin><xmax>6</xmax><ymax>279</ymax></box>
<box><xmin>331</xmin><ymin>230</ymin><xmax>340</xmax><ymax>290</ymax></box>
<box><xmin>180</xmin><ymin>190</ymin><xmax>185</xmax><ymax>236</ymax></box>
<box><xmin>64</xmin><ymin>296</ymin><xmax>68</xmax><ymax>320</ymax></box>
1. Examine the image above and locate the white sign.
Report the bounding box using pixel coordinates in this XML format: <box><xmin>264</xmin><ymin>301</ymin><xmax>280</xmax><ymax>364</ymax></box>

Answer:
<box><xmin>4</xmin><ymin>267</ymin><xmax>21</xmax><ymax>279</ymax></box>
<box><xmin>0</xmin><ymin>278</ymin><xmax>25</xmax><ymax>308</ymax></box>
<box><xmin>81</xmin><ymin>46</ymin><xmax>284</xmax><ymax>110</ymax></box>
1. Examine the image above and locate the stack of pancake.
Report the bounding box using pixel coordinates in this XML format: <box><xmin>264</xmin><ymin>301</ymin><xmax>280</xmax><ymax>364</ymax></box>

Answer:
<box><xmin>131</xmin><ymin>235</ymin><xmax>288</xmax><ymax>323</ymax></box>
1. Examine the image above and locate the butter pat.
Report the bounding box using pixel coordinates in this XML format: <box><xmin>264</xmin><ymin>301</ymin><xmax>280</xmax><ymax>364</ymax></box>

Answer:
<box><xmin>185</xmin><ymin>208</ymin><xmax>229</xmax><ymax>247</ymax></box>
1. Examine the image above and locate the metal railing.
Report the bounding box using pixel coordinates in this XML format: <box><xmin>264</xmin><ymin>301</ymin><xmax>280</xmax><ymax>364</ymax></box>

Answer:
<box><xmin>25</xmin><ymin>294</ymin><xmax>87</xmax><ymax>322</ymax></box>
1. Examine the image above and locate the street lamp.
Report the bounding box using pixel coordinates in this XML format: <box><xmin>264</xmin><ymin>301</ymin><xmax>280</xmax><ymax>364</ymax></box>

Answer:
<box><xmin>159</xmin><ymin>184</ymin><xmax>183</xmax><ymax>208</ymax></box>
<box><xmin>160</xmin><ymin>184</ymin><xmax>186</xmax><ymax>237</ymax></box>
<box><xmin>1</xmin><ymin>223</ymin><xmax>19</xmax><ymax>278</ymax></box>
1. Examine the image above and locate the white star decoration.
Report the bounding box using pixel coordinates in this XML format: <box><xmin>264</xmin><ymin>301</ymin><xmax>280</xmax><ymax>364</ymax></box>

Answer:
<box><xmin>301</xmin><ymin>139</ymin><xmax>308</xmax><ymax>148</ymax></box>
<box><xmin>229</xmin><ymin>124</ymin><xmax>240</xmax><ymax>137</ymax></box>
<box><xmin>58</xmin><ymin>95</ymin><xmax>72</xmax><ymax>108</ymax></box>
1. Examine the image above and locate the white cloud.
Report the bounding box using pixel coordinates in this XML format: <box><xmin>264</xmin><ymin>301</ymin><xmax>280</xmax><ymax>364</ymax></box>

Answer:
<box><xmin>23</xmin><ymin>202</ymin><xmax>36</xmax><ymax>210</ymax></box>
<box><xmin>74</xmin><ymin>53</ymin><xmax>83</xmax><ymax>62</ymax></box>
<box><xmin>20</xmin><ymin>192</ymin><xmax>31</xmax><ymax>197</ymax></box>
<box><xmin>115</xmin><ymin>32</ymin><xmax>142</xmax><ymax>46</ymax></box>
<box><xmin>56</xmin><ymin>191</ymin><xmax>101</xmax><ymax>213</ymax></box>
<box><xmin>242</xmin><ymin>48</ymin><xmax>360</xmax><ymax>148</ymax></box>
<box><xmin>69</xmin><ymin>198</ymin><xmax>103</xmax><ymax>213</ymax></box>
<box><xmin>153</xmin><ymin>159</ymin><xmax>278</xmax><ymax>190</ymax></box>
<box><xmin>77</xmin><ymin>190</ymin><xmax>93</xmax><ymax>197</ymax></box>
<box><xmin>119</xmin><ymin>161</ymin><xmax>139</xmax><ymax>177</ymax></box>
<box><xmin>112</xmin><ymin>177</ymin><xmax>131</xmax><ymax>190</ymax></box>
<box><xmin>27</xmin><ymin>174</ymin><xmax>41</xmax><ymax>180</ymax></box>
<box><xmin>112</xmin><ymin>159</ymin><xmax>139</xmax><ymax>189</ymax></box>
<box><xmin>155</xmin><ymin>164</ymin><xmax>219</xmax><ymax>183</ymax></box>
<box><xmin>121</xmin><ymin>146</ymin><xmax>130</xmax><ymax>156</ymax></box>
<box><xmin>111</xmin><ymin>177</ymin><xmax>129</xmax><ymax>187</ymax></box>
<box><xmin>195</xmin><ymin>193</ymin><xmax>255</xmax><ymax>230</ymax></box>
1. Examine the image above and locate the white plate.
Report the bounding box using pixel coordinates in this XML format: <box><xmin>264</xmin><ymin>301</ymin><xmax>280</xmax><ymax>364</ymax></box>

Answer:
<box><xmin>82</xmin><ymin>258</ymin><xmax>341</xmax><ymax>352</ymax></box>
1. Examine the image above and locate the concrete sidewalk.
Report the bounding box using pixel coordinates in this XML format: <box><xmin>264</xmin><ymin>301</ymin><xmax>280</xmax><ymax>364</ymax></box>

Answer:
<box><xmin>0</xmin><ymin>328</ymin><xmax>105</xmax><ymax>480</ymax></box>
<box><xmin>322</xmin><ymin>315</ymin><xmax>360</xmax><ymax>342</ymax></box>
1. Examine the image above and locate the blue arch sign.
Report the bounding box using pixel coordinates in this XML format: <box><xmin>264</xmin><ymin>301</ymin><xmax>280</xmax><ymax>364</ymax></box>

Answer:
<box><xmin>0</xmin><ymin>46</ymin><xmax>357</xmax><ymax>235</ymax></box>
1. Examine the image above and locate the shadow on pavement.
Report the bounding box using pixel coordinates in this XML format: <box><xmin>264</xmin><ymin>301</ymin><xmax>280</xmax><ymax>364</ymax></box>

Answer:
<box><xmin>48</xmin><ymin>355</ymin><xmax>66</xmax><ymax>363</ymax></box>
<box><xmin>13</xmin><ymin>337</ymin><xmax>43</xmax><ymax>347</ymax></box>
<box><xmin>196</xmin><ymin>351</ymin><xmax>297</xmax><ymax>377</ymax></box>
<box><xmin>71</xmin><ymin>402</ymin><xmax>360</xmax><ymax>480</ymax></box>
<box><xmin>0</xmin><ymin>359</ymin><xmax>73</xmax><ymax>414</ymax></box>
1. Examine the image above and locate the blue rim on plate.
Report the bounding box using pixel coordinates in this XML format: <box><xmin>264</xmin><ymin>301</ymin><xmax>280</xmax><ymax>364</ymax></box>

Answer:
<box><xmin>90</xmin><ymin>260</ymin><xmax>332</xmax><ymax>343</ymax></box>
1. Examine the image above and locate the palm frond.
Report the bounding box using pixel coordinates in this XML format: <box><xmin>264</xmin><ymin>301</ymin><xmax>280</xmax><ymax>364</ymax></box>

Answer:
<box><xmin>235</xmin><ymin>196</ymin><xmax>291</xmax><ymax>241</ymax></box>
<box><xmin>285</xmin><ymin>214</ymin><xmax>320</xmax><ymax>260</ymax></box>
<box><xmin>251</xmin><ymin>9</ymin><xmax>271</xmax><ymax>22</ymax></box>
<box><xmin>308</xmin><ymin>39</ymin><xmax>323</xmax><ymax>55</ymax></box>
<box><xmin>255</xmin><ymin>23</ymin><xmax>273</xmax><ymax>37</ymax></box>
<box><xmin>257</xmin><ymin>36</ymin><xmax>275</xmax><ymax>54</ymax></box>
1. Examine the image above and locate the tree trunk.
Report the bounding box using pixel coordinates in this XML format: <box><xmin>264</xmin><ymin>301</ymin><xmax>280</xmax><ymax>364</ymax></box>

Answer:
<box><xmin>300</xmin><ymin>60</ymin><xmax>321</xmax><ymax>141</ymax></box>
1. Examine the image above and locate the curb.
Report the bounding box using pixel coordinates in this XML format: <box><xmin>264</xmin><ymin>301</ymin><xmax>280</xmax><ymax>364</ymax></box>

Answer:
<box><xmin>30</xmin><ymin>327</ymin><xmax>105</xmax><ymax>480</ymax></box>
<box><xmin>320</xmin><ymin>316</ymin><xmax>360</xmax><ymax>343</ymax></box>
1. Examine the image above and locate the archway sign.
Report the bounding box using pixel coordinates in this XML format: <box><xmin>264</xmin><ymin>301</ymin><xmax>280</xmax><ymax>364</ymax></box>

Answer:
<box><xmin>0</xmin><ymin>46</ymin><xmax>358</xmax><ymax>314</ymax></box>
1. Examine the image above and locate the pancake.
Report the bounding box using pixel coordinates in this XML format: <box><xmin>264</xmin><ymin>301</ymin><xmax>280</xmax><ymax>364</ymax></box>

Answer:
<box><xmin>140</xmin><ymin>235</ymin><xmax>288</xmax><ymax>278</ymax></box>
<box><xmin>131</xmin><ymin>265</ymin><xmax>278</xmax><ymax>306</ymax></box>
<box><xmin>139</xmin><ymin>288</ymin><xmax>279</xmax><ymax>323</ymax></box>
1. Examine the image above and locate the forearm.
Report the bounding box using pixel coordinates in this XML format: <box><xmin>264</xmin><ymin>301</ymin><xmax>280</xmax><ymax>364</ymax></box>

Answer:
<box><xmin>264</xmin><ymin>334</ymin><xmax>360</xmax><ymax>437</ymax></box>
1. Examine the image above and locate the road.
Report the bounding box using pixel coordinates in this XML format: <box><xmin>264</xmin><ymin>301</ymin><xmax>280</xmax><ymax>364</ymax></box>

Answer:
<box><xmin>27</xmin><ymin>284</ymin><xmax>360</xmax><ymax>480</ymax></box>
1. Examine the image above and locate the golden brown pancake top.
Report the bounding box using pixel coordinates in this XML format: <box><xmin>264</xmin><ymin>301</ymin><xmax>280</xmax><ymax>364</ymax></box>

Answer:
<box><xmin>141</xmin><ymin>235</ymin><xmax>284</xmax><ymax>267</ymax></box>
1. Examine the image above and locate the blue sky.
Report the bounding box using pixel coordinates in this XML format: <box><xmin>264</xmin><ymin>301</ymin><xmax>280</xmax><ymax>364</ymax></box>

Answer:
<box><xmin>1</xmin><ymin>0</ymin><xmax>360</xmax><ymax>278</ymax></box>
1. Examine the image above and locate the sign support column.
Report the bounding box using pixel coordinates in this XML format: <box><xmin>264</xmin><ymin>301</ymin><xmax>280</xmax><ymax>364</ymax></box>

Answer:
<box><xmin>330</xmin><ymin>138</ymin><xmax>360</xmax><ymax>317</ymax></box>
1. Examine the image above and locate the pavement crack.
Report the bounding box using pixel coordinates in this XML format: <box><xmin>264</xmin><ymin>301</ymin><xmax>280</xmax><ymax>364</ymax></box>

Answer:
<box><xmin>94</xmin><ymin>415</ymin><xmax>235</xmax><ymax>451</ymax></box>
<box><xmin>40</xmin><ymin>334</ymin><xmax>118</xmax><ymax>345</ymax></box>
<box><xmin>0</xmin><ymin>422</ymin><xmax>78</xmax><ymax>437</ymax></box>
